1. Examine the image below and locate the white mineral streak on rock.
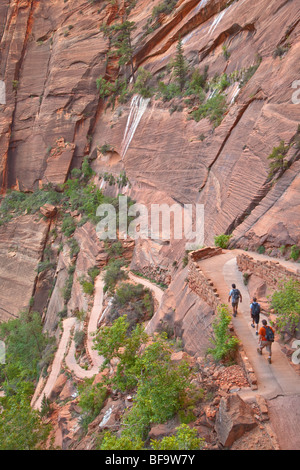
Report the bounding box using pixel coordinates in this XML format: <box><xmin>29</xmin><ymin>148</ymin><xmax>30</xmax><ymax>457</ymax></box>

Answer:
<box><xmin>230</xmin><ymin>82</ymin><xmax>241</xmax><ymax>104</ymax></box>
<box><xmin>121</xmin><ymin>94</ymin><xmax>150</xmax><ymax>160</ymax></box>
<box><xmin>99</xmin><ymin>407</ymin><xmax>113</xmax><ymax>427</ymax></box>
<box><xmin>208</xmin><ymin>9</ymin><xmax>227</xmax><ymax>35</ymax></box>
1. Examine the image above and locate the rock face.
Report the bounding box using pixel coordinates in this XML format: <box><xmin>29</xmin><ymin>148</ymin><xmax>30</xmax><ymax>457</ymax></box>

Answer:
<box><xmin>0</xmin><ymin>215</ymin><xmax>49</xmax><ymax>321</ymax></box>
<box><xmin>215</xmin><ymin>393</ymin><xmax>257</xmax><ymax>448</ymax></box>
<box><xmin>0</xmin><ymin>0</ymin><xmax>299</xmax><ymax>352</ymax></box>
<box><xmin>147</xmin><ymin>265</ymin><xmax>215</xmax><ymax>356</ymax></box>
<box><xmin>42</xmin><ymin>138</ymin><xmax>75</xmax><ymax>187</ymax></box>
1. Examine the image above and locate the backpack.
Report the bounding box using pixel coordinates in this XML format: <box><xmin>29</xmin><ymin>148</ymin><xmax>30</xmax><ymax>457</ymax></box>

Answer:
<box><xmin>232</xmin><ymin>289</ymin><xmax>240</xmax><ymax>302</ymax></box>
<box><xmin>265</xmin><ymin>326</ymin><xmax>274</xmax><ymax>342</ymax></box>
<box><xmin>251</xmin><ymin>302</ymin><xmax>260</xmax><ymax>316</ymax></box>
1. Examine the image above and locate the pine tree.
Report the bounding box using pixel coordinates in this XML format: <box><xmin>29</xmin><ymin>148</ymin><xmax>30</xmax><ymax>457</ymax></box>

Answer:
<box><xmin>110</xmin><ymin>21</ymin><xmax>137</xmax><ymax>82</ymax></box>
<box><xmin>173</xmin><ymin>38</ymin><xmax>188</xmax><ymax>92</ymax></box>
<box><xmin>267</xmin><ymin>140</ymin><xmax>289</xmax><ymax>178</ymax></box>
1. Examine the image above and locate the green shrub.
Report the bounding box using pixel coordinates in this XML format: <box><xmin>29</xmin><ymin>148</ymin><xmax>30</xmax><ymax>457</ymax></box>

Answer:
<box><xmin>117</xmin><ymin>171</ymin><xmax>130</xmax><ymax>188</ymax></box>
<box><xmin>273</xmin><ymin>44</ymin><xmax>290</xmax><ymax>59</ymax></box>
<box><xmin>186</xmin><ymin>66</ymin><xmax>208</xmax><ymax>95</ymax></box>
<box><xmin>215</xmin><ymin>73</ymin><xmax>230</xmax><ymax>92</ymax></box>
<box><xmin>0</xmin><ymin>186</ymin><xmax>62</xmax><ymax>226</ymax></box>
<box><xmin>152</xmin><ymin>0</ymin><xmax>177</xmax><ymax>18</ymax></box>
<box><xmin>88</xmin><ymin>266</ymin><xmax>100</xmax><ymax>283</ymax></box>
<box><xmin>157</xmin><ymin>81</ymin><xmax>181</xmax><ymax>102</ymax></box>
<box><xmin>214</xmin><ymin>234</ymin><xmax>231</xmax><ymax>249</ymax></box>
<box><xmin>182</xmin><ymin>251</ymin><xmax>190</xmax><ymax>267</ymax></box>
<box><xmin>96</xmin><ymin>76</ymin><xmax>113</xmax><ymax>99</ymax></box>
<box><xmin>63</xmin><ymin>179</ymin><xmax>105</xmax><ymax>225</ymax></box>
<box><xmin>113</xmin><ymin>282</ymin><xmax>145</xmax><ymax>306</ymax></box>
<box><xmin>279</xmin><ymin>245</ymin><xmax>287</xmax><ymax>256</ymax></box>
<box><xmin>151</xmin><ymin>424</ymin><xmax>205</xmax><ymax>450</ymax></box>
<box><xmin>71</xmin><ymin>167</ymin><xmax>82</xmax><ymax>179</ymax></box>
<box><xmin>74</xmin><ymin>330</ymin><xmax>85</xmax><ymax>349</ymax></box>
<box><xmin>191</xmin><ymin>93</ymin><xmax>227</xmax><ymax>127</ymax></box>
<box><xmin>107</xmin><ymin>282</ymin><xmax>154</xmax><ymax>329</ymax></box>
<box><xmin>103</xmin><ymin>259</ymin><xmax>128</xmax><ymax>293</ymax></box>
<box><xmin>290</xmin><ymin>245</ymin><xmax>300</xmax><ymax>261</ymax></box>
<box><xmin>78</xmin><ymin>378</ymin><xmax>108</xmax><ymax>433</ymax></box>
<box><xmin>270</xmin><ymin>279</ymin><xmax>300</xmax><ymax>335</ymax></box>
<box><xmin>61</xmin><ymin>215</ymin><xmax>76</xmax><ymax>237</ymax></box>
<box><xmin>80</xmin><ymin>279</ymin><xmax>94</xmax><ymax>296</ymax></box>
<box><xmin>267</xmin><ymin>140</ymin><xmax>289</xmax><ymax>178</ymax></box>
<box><xmin>243</xmin><ymin>272</ymin><xmax>250</xmax><ymax>285</ymax></box>
<box><xmin>68</xmin><ymin>238</ymin><xmax>80</xmax><ymax>258</ymax></box>
<box><xmin>99</xmin><ymin>143</ymin><xmax>113</xmax><ymax>155</ymax></box>
<box><xmin>207</xmin><ymin>305</ymin><xmax>240</xmax><ymax>362</ymax></box>
<box><xmin>62</xmin><ymin>265</ymin><xmax>75</xmax><ymax>303</ymax></box>
<box><xmin>239</xmin><ymin>55</ymin><xmax>262</xmax><ymax>88</ymax></box>
<box><xmin>134</xmin><ymin>67</ymin><xmax>153</xmax><ymax>98</ymax></box>
<box><xmin>222</xmin><ymin>45</ymin><xmax>230</xmax><ymax>60</ymax></box>
<box><xmin>104</xmin><ymin>240</ymin><xmax>124</xmax><ymax>258</ymax></box>
<box><xmin>97</xmin><ymin>76</ymin><xmax>130</xmax><ymax>109</ymax></box>
<box><xmin>82</xmin><ymin>157</ymin><xmax>95</xmax><ymax>179</ymax></box>
<box><xmin>36</xmin><ymin>260</ymin><xmax>55</xmax><ymax>274</ymax></box>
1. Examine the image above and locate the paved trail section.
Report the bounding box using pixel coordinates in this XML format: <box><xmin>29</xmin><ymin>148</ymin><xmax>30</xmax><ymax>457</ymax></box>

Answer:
<box><xmin>197</xmin><ymin>249</ymin><xmax>300</xmax><ymax>450</ymax></box>
<box><xmin>32</xmin><ymin>273</ymin><xmax>164</xmax><ymax>411</ymax></box>
<box><xmin>31</xmin><ymin>317</ymin><xmax>76</xmax><ymax>411</ymax></box>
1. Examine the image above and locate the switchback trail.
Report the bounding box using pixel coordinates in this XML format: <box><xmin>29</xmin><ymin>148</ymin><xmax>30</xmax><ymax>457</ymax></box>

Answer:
<box><xmin>32</xmin><ymin>272</ymin><xmax>165</xmax><ymax>411</ymax></box>
<box><xmin>32</xmin><ymin>275</ymin><xmax>107</xmax><ymax>410</ymax></box>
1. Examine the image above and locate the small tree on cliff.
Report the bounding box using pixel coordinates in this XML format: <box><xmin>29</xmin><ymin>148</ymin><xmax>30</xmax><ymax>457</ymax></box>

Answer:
<box><xmin>267</xmin><ymin>140</ymin><xmax>290</xmax><ymax>179</ymax></box>
<box><xmin>172</xmin><ymin>38</ymin><xmax>189</xmax><ymax>92</ymax></box>
<box><xmin>109</xmin><ymin>20</ymin><xmax>137</xmax><ymax>83</ymax></box>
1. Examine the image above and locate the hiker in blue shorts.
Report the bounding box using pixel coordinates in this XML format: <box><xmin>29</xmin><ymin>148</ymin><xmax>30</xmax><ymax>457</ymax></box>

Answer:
<box><xmin>228</xmin><ymin>283</ymin><xmax>242</xmax><ymax>317</ymax></box>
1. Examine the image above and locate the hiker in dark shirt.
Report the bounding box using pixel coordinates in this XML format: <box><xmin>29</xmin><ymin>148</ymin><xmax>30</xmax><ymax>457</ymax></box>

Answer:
<box><xmin>250</xmin><ymin>297</ymin><xmax>261</xmax><ymax>335</ymax></box>
<box><xmin>228</xmin><ymin>283</ymin><xmax>242</xmax><ymax>317</ymax></box>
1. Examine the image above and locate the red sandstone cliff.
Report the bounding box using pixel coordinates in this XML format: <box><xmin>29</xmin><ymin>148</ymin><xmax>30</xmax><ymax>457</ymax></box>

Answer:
<box><xmin>1</xmin><ymin>0</ymin><xmax>299</xmax><ymax>236</ymax></box>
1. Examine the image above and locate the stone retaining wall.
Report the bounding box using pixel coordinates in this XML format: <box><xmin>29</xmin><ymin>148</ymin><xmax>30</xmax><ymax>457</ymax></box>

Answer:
<box><xmin>188</xmin><ymin>247</ymin><xmax>223</xmax><ymax>310</ymax></box>
<box><xmin>190</xmin><ymin>246</ymin><xmax>223</xmax><ymax>262</ymax></box>
<box><xmin>237</xmin><ymin>253</ymin><xmax>300</xmax><ymax>287</ymax></box>
<box><xmin>188</xmin><ymin>259</ymin><xmax>221</xmax><ymax>311</ymax></box>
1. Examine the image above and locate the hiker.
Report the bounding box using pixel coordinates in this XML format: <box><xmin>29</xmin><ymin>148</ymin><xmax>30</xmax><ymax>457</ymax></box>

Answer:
<box><xmin>228</xmin><ymin>283</ymin><xmax>242</xmax><ymax>317</ymax></box>
<box><xmin>257</xmin><ymin>319</ymin><xmax>275</xmax><ymax>364</ymax></box>
<box><xmin>250</xmin><ymin>297</ymin><xmax>261</xmax><ymax>335</ymax></box>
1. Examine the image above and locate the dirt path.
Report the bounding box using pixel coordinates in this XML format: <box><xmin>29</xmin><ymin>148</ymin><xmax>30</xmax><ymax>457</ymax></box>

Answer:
<box><xmin>128</xmin><ymin>272</ymin><xmax>164</xmax><ymax>303</ymax></box>
<box><xmin>32</xmin><ymin>317</ymin><xmax>76</xmax><ymax>411</ymax></box>
<box><xmin>197</xmin><ymin>249</ymin><xmax>300</xmax><ymax>449</ymax></box>
<box><xmin>128</xmin><ymin>272</ymin><xmax>165</xmax><ymax>333</ymax></box>
<box><xmin>32</xmin><ymin>276</ymin><xmax>106</xmax><ymax>410</ymax></box>
<box><xmin>32</xmin><ymin>273</ymin><xmax>164</xmax><ymax>411</ymax></box>
<box><xmin>65</xmin><ymin>276</ymin><xmax>105</xmax><ymax>379</ymax></box>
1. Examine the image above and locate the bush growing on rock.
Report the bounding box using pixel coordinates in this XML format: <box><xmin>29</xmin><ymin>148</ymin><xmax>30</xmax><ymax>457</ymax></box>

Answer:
<box><xmin>290</xmin><ymin>245</ymin><xmax>300</xmax><ymax>261</ymax></box>
<box><xmin>151</xmin><ymin>424</ymin><xmax>205</xmax><ymax>450</ymax></box>
<box><xmin>207</xmin><ymin>305</ymin><xmax>240</xmax><ymax>362</ymax></box>
<box><xmin>270</xmin><ymin>279</ymin><xmax>300</xmax><ymax>336</ymax></box>
<box><xmin>214</xmin><ymin>233</ymin><xmax>231</xmax><ymax>249</ymax></box>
